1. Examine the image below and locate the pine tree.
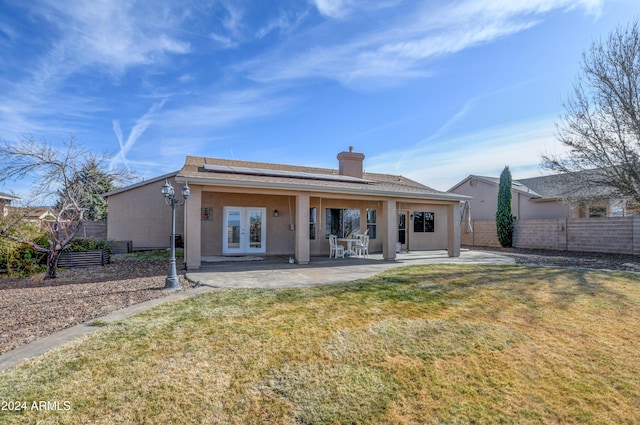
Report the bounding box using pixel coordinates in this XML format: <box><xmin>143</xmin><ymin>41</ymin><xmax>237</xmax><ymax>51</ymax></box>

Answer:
<box><xmin>496</xmin><ymin>166</ymin><xmax>514</xmax><ymax>247</ymax></box>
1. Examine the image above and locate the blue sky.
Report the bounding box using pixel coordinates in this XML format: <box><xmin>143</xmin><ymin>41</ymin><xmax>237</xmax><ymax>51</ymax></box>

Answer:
<box><xmin>2</xmin><ymin>0</ymin><xmax>640</xmax><ymax>199</ymax></box>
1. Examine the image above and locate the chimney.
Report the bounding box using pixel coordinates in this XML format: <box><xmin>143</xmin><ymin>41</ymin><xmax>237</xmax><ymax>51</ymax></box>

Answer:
<box><xmin>337</xmin><ymin>146</ymin><xmax>365</xmax><ymax>178</ymax></box>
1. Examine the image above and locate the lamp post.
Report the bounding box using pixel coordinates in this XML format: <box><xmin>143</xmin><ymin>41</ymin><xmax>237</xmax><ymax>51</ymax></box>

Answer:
<box><xmin>161</xmin><ymin>179</ymin><xmax>190</xmax><ymax>290</ymax></box>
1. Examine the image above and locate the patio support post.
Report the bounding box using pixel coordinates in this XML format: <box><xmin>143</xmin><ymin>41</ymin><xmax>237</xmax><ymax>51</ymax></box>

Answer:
<box><xmin>447</xmin><ymin>202</ymin><xmax>461</xmax><ymax>257</ymax></box>
<box><xmin>382</xmin><ymin>199</ymin><xmax>397</xmax><ymax>260</ymax></box>
<box><xmin>185</xmin><ymin>185</ymin><xmax>202</xmax><ymax>269</ymax></box>
<box><xmin>295</xmin><ymin>193</ymin><xmax>310</xmax><ymax>264</ymax></box>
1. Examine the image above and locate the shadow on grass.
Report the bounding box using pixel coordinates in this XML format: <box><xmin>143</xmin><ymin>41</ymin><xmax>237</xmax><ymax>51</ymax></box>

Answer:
<box><xmin>310</xmin><ymin>264</ymin><xmax>636</xmax><ymax>315</ymax></box>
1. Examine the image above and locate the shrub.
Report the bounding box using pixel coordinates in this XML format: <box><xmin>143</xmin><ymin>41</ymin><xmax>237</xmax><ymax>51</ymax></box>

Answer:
<box><xmin>64</xmin><ymin>238</ymin><xmax>111</xmax><ymax>252</ymax></box>
<box><xmin>0</xmin><ymin>238</ymin><xmax>46</xmax><ymax>277</ymax></box>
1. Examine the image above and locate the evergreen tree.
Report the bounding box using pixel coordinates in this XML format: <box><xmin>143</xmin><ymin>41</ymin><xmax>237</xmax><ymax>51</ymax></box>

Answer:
<box><xmin>496</xmin><ymin>166</ymin><xmax>514</xmax><ymax>247</ymax></box>
<box><xmin>55</xmin><ymin>159</ymin><xmax>116</xmax><ymax>221</ymax></box>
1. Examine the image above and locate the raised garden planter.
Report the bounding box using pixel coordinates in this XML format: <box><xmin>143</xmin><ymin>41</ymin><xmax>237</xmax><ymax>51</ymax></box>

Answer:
<box><xmin>57</xmin><ymin>249</ymin><xmax>110</xmax><ymax>268</ymax></box>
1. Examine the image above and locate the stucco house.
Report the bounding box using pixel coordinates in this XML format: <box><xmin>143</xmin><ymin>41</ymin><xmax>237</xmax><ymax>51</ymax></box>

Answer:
<box><xmin>449</xmin><ymin>171</ymin><xmax>637</xmax><ymax>221</ymax></box>
<box><xmin>104</xmin><ymin>148</ymin><xmax>469</xmax><ymax>269</ymax></box>
<box><xmin>0</xmin><ymin>191</ymin><xmax>20</xmax><ymax>217</ymax></box>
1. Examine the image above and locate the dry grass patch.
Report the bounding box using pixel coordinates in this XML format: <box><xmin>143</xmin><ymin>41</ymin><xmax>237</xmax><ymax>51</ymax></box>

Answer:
<box><xmin>0</xmin><ymin>265</ymin><xmax>639</xmax><ymax>424</ymax></box>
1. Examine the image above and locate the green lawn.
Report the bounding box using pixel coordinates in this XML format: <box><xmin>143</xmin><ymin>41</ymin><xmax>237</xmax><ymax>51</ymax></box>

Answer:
<box><xmin>1</xmin><ymin>264</ymin><xmax>639</xmax><ymax>424</ymax></box>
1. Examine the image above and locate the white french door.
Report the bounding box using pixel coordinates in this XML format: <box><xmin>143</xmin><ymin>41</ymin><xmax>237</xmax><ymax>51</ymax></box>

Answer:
<box><xmin>222</xmin><ymin>207</ymin><xmax>266</xmax><ymax>255</ymax></box>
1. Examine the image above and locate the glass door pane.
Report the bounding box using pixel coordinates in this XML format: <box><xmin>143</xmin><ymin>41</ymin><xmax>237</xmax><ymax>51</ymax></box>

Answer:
<box><xmin>249</xmin><ymin>210</ymin><xmax>262</xmax><ymax>249</ymax></box>
<box><xmin>398</xmin><ymin>213</ymin><xmax>406</xmax><ymax>245</ymax></box>
<box><xmin>246</xmin><ymin>208</ymin><xmax>266</xmax><ymax>254</ymax></box>
<box><xmin>223</xmin><ymin>207</ymin><xmax>244</xmax><ymax>255</ymax></box>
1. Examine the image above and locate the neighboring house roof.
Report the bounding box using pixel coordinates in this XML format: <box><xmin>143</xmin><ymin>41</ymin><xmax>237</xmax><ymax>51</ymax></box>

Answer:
<box><xmin>517</xmin><ymin>169</ymin><xmax>613</xmax><ymax>200</ymax></box>
<box><xmin>9</xmin><ymin>207</ymin><xmax>56</xmax><ymax>220</ymax></box>
<box><xmin>102</xmin><ymin>171</ymin><xmax>180</xmax><ymax>198</ymax></box>
<box><xmin>449</xmin><ymin>170</ymin><xmax>615</xmax><ymax>201</ymax></box>
<box><xmin>175</xmin><ymin>156</ymin><xmax>469</xmax><ymax>201</ymax></box>
<box><xmin>0</xmin><ymin>191</ymin><xmax>20</xmax><ymax>202</ymax></box>
<box><xmin>449</xmin><ymin>175</ymin><xmax>543</xmax><ymax>198</ymax></box>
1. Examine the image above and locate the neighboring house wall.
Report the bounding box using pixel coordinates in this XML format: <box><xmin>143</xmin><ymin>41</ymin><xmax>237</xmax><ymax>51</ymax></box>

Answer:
<box><xmin>450</xmin><ymin>178</ymin><xmax>500</xmax><ymax>221</ymax></box>
<box><xmin>450</xmin><ymin>175</ymin><xmax>630</xmax><ymax>221</ymax></box>
<box><xmin>517</xmin><ymin>198</ymin><xmax>571</xmax><ymax>220</ymax></box>
<box><xmin>464</xmin><ymin>216</ymin><xmax>640</xmax><ymax>255</ymax></box>
<box><xmin>107</xmin><ymin>176</ymin><xmax>185</xmax><ymax>249</ymax></box>
<box><xmin>452</xmin><ymin>177</ymin><xmax>573</xmax><ymax>221</ymax></box>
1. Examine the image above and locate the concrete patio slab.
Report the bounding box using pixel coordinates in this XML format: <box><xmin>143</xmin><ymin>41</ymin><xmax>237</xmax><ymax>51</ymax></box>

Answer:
<box><xmin>187</xmin><ymin>249</ymin><xmax>515</xmax><ymax>289</ymax></box>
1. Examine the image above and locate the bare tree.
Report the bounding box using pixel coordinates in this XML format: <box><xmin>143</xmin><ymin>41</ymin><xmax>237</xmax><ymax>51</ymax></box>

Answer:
<box><xmin>0</xmin><ymin>136</ymin><xmax>131</xmax><ymax>278</ymax></box>
<box><xmin>543</xmin><ymin>19</ymin><xmax>640</xmax><ymax>205</ymax></box>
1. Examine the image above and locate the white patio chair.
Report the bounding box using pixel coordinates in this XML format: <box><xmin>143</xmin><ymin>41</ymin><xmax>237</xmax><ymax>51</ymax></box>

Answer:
<box><xmin>329</xmin><ymin>235</ymin><xmax>345</xmax><ymax>259</ymax></box>
<box><xmin>354</xmin><ymin>235</ymin><xmax>369</xmax><ymax>258</ymax></box>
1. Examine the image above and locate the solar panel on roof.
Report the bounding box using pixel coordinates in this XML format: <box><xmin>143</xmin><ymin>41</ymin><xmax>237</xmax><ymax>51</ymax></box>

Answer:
<box><xmin>203</xmin><ymin>164</ymin><xmax>373</xmax><ymax>184</ymax></box>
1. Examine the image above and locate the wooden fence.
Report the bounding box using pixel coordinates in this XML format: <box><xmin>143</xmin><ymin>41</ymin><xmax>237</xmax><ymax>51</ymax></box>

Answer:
<box><xmin>76</xmin><ymin>221</ymin><xmax>107</xmax><ymax>239</ymax></box>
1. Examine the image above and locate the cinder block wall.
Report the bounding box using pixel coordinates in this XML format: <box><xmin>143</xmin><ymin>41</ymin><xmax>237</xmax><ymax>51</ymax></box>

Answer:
<box><xmin>464</xmin><ymin>217</ymin><xmax>639</xmax><ymax>255</ymax></box>
<box><xmin>514</xmin><ymin>219</ymin><xmax>567</xmax><ymax>251</ymax></box>
<box><xmin>567</xmin><ymin>217</ymin><xmax>633</xmax><ymax>254</ymax></box>
<box><xmin>463</xmin><ymin>221</ymin><xmax>501</xmax><ymax>248</ymax></box>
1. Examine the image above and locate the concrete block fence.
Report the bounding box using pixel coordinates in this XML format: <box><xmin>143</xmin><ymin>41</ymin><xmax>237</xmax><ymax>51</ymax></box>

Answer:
<box><xmin>463</xmin><ymin>216</ymin><xmax>640</xmax><ymax>255</ymax></box>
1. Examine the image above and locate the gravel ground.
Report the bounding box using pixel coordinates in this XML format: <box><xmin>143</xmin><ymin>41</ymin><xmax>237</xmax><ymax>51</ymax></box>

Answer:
<box><xmin>470</xmin><ymin>247</ymin><xmax>640</xmax><ymax>272</ymax></box>
<box><xmin>0</xmin><ymin>256</ymin><xmax>194</xmax><ymax>356</ymax></box>
<box><xmin>1</xmin><ymin>249</ymin><xmax>638</xmax><ymax>356</ymax></box>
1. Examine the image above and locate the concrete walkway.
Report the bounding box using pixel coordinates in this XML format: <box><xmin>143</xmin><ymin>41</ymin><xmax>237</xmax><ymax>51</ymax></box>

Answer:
<box><xmin>0</xmin><ymin>250</ymin><xmax>513</xmax><ymax>372</ymax></box>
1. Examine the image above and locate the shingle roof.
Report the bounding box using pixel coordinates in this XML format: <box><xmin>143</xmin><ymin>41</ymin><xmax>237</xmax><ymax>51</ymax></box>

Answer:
<box><xmin>517</xmin><ymin>169</ymin><xmax>613</xmax><ymax>199</ymax></box>
<box><xmin>451</xmin><ymin>170</ymin><xmax>614</xmax><ymax>200</ymax></box>
<box><xmin>177</xmin><ymin>156</ymin><xmax>468</xmax><ymax>201</ymax></box>
<box><xmin>0</xmin><ymin>191</ymin><xmax>20</xmax><ymax>201</ymax></box>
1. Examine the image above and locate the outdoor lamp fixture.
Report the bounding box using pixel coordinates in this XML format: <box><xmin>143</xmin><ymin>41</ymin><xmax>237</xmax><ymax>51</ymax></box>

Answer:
<box><xmin>273</xmin><ymin>209</ymin><xmax>279</xmax><ymax>217</ymax></box>
<box><xmin>161</xmin><ymin>179</ymin><xmax>190</xmax><ymax>290</ymax></box>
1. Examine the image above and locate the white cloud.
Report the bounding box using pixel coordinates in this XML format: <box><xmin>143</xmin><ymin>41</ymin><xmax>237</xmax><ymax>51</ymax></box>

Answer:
<box><xmin>367</xmin><ymin>117</ymin><xmax>571</xmax><ymax>191</ymax></box>
<box><xmin>249</xmin><ymin>0</ymin><xmax>604</xmax><ymax>88</ymax></box>
<box><xmin>110</xmin><ymin>99</ymin><xmax>167</xmax><ymax>172</ymax></box>
<box><xmin>312</xmin><ymin>0</ymin><xmax>400</xmax><ymax>19</ymax></box>
<box><xmin>155</xmin><ymin>88</ymin><xmax>296</xmax><ymax>130</ymax></box>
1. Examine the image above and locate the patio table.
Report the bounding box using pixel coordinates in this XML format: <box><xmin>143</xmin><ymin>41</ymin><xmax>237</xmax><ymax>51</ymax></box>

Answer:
<box><xmin>337</xmin><ymin>238</ymin><xmax>360</xmax><ymax>256</ymax></box>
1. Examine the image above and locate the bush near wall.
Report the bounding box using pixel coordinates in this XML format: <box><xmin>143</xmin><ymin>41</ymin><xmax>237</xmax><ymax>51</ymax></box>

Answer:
<box><xmin>64</xmin><ymin>238</ymin><xmax>111</xmax><ymax>252</ymax></box>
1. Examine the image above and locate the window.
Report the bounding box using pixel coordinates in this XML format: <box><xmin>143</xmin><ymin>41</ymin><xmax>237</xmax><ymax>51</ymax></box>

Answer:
<box><xmin>325</xmin><ymin>208</ymin><xmax>360</xmax><ymax>238</ymax></box>
<box><xmin>413</xmin><ymin>211</ymin><xmax>435</xmax><ymax>232</ymax></box>
<box><xmin>589</xmin><ymin>206</ymin><xmax>607</xmax><ymax>218</ymax></box>
<box><xmin>366</xmin><ymin>209</ymin><xmax>377</xmax><ymax>239</ymax></box>
<box><xmin>309</xmin><ymin>207</ymin><xmax>317</xmax><ymax>240</ymax></box>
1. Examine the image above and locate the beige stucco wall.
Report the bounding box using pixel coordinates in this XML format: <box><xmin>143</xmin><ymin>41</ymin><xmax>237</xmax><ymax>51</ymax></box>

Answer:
<box><xmin>398</xmin><ymin>202</ymin><xmax>450</xmax><ymax>251</ymax></box>
<box><xmin>199</xmin><ymin>193</ymin><xmax>390</xmax><ymax>256</ymax></box>
<box><xmin>200</xmin><ymin>191</ymin><xmax>296</xmax><ymax>256</ymax></box>
<box><xmin>106</xmin><ymin>177</ymin><xmax>185</xmax><ymax>249</ymax></box>
<box><xmin>108</xmin><ymin>180</ymin><xmax>460</xmax><ymax>262</ymax></box>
